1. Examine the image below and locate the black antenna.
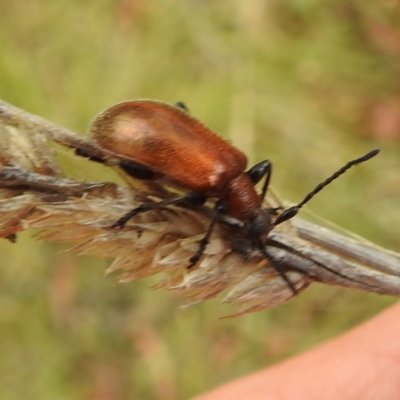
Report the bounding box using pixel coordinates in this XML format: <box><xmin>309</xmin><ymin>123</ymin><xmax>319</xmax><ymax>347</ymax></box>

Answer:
<box><xmin>274</xmin><ymin>149</ymin><xmax>380</xmax><ymax>226</ymax></box>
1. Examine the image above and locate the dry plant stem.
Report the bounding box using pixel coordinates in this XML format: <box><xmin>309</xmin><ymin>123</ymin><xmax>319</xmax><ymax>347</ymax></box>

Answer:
<box><xmin>0</xmin><ymin>166</ymin><xmax>108</xmax><ymax>195</ymax></box>
<box><xmin>1</xmin><ymin>98</ymin><xmax>399</xmax><ymax>314</ymax></box>
<box><xmin>0</xmin><ymin>99</ymin><xmax>103</xmax><ymax>160</ymax></box>
<box><xmin>1</xmin><ymin>167</ymin><xmax>398</xmax><ymax>297</ymax></box>
<box><xmin>269</xmin><ymin>231</ymin><xmax>400</xmax><ymax>296</ymax></box>
<box><xmin>294</xmin><ymin>219</ymin><xmax>400</xmax><ymax>277</ymax></box>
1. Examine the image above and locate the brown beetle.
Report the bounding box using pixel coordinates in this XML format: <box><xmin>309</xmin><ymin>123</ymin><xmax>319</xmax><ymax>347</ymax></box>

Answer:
<box><xmin>84</xmin><ymin>100</ymin><xmax>379</xmax><ymax>293</ymax></box>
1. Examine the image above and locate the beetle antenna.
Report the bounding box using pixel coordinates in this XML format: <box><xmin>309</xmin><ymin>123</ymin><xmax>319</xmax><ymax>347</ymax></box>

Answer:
<box><xmin>295</xmin><ymin>149</ymin><xmax>379</xmax><ymax>209</ymax></box>
<box><xmin>274</xmin><ymin>149</ymin><xmax>380</xmax><ymax>225</ymax></box>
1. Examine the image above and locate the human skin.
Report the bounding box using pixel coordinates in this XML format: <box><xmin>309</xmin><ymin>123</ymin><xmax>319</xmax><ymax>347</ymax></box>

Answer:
<box><xmin>195</xmin><ymin>302</ymin><xmax>400</xmax><ymax>400</ymax></box>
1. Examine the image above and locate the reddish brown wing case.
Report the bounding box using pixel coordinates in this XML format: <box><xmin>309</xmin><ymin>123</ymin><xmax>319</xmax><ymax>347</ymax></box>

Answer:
<box><xmin>90</xmin><ymin>100</ymin><xmax>248</xmax><ymax>193</ymax></box>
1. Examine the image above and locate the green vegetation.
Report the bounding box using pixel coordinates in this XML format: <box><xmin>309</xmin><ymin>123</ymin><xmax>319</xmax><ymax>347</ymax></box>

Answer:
<box><xmin>0</xmin><ymin>1</ymin><xmax>399</xmax><ymax>398</ymax></box>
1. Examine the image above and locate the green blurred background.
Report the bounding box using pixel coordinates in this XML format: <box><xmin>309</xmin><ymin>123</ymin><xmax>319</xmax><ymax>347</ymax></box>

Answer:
<box><xmin>1</xmin><ymin>1</ymin><xmax>400</xmax><ymax>399</ymax></box>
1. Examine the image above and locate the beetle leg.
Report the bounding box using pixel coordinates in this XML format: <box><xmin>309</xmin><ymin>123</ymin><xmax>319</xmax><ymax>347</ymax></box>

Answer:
<box><xmin>111</xmin><ymin>192</ymin><xmax>206</xmax><ymax>229</ymax></box>
<box><xmin>174</xmin><ymin>101</ymin><xmax>190</xmax><ymax>112</ymax></box>
<box><xmin>246</xmin><ymin>160</ymin><xmax>272</xmax><ymax>202</ymax></box>
<box><xmin>118</xmin><ymin>160</ymin><xmax>158</xmax><ymax>180</ymax></box>
<box><xmin>75</xmin><ymin>147</ymin><xmax>158</xmax><ymax>180</ymax></box>
<box><xmin>75</xmin><ymin>148</ymin><xmax>106</xmax><ymax>164</ymax></box>
<box><xmin>257</xmin><ymin>240</ymin><xmax>298</xmax><ymax>295</ymax></box>
<box><xmin>266</xmin><ymin>238</ymin><xmax>377</xmax><ymax>291</ymax></box>
<box><xmin>187</xmin><ymin>199</ymin><xmax>229</xmax><ymax>269</ymax></box>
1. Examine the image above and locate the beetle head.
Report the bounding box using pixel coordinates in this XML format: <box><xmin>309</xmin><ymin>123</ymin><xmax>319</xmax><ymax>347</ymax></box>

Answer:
<box><xmin>246</xmin><ymin>208</ymin><xmax>273</xmax><ymax>240</ymax></box>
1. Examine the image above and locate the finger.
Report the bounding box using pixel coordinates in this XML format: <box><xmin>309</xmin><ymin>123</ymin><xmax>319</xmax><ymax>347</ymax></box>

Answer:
<box><xmin>195</xmin><ymin>302</ymin><xmax>400</xmax><ymax>400</ymax></box>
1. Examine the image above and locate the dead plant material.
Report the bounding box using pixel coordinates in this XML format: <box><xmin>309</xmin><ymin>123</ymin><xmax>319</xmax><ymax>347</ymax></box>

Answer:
<box><xmin>1</xmin><ymin>99</ymin><xmax>399</xmax><ymax>316</ymax></box>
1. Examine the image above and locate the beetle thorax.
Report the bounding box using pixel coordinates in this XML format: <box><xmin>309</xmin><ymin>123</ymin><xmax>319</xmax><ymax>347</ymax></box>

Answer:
<box><xmin>224</xmin><ymin>174</ymin><xmax>262</xmax><ymax>220</ymax></box>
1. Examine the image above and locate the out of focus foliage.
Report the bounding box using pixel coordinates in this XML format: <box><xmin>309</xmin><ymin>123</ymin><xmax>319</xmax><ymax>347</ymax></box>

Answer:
<box><xmin>0</xmin><ymin>1</ymin><xmax>399</xmax><ymax>399</ymax></box>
